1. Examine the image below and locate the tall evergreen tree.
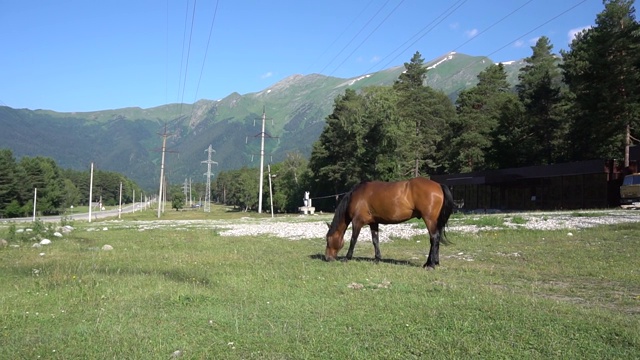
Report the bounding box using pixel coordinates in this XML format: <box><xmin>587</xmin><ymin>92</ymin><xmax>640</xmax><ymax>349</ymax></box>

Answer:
<box><xmin>309</xmin><ymin>89</ymin><xmax>367</xmax><ymax>196</ymax></box>
<box><xmin>448</xmin><ymin>63</ymin><xmax>514</xmax><ymax>172</ymax></box>
<box><xmin>0</xmin><ymin>149</ymin><xmax>18</xmax><ymax>217</ymax></box>
<box><xmin>393</xmin><ymin>51</ymin><xmax>454</xmax><ymax>177</ymax></box>
<box><xmin>18</xmin><ymin>157</ymin><xmax>65</xmax><ymax>215</ymax></box>
<box><xmin>561</xmin><ymin>0</ymin><xmax>640</xmax><ymax>161</ymax></box>
<box><xmin>494</xmin><ymin>36</ymin><xmax>567</xmax><ymax>167</ymax></box>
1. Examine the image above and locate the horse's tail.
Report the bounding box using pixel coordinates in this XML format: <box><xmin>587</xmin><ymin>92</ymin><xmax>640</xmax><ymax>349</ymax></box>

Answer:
<box><xmin>437</xmin><ymin>183</ymin><xmax>454</xmax><ymax>244</ymax></box>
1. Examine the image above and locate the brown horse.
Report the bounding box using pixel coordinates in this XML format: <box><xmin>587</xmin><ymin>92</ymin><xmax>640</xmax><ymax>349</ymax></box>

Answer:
<box><xmin>325</xmin><ymin>177</ymin><xmax>454</xmax><ymax>269</ymax></box>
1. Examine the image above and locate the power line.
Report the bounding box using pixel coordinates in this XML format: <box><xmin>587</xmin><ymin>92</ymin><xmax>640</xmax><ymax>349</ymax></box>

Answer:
<box><xmin>450</xmin><ymin>0</ymin><xmax>534</xmax><ymax>55</ymax></box>
<box><xmin>326</xmin><ymin>0</ymin><xmax>406</xmax><ymax>78</ymax></box>
<box><xmin>442</xmin><ymin>0</ymin><xmax>588</xmax><ymax>93</ymax></box>
<box><xmin>316</xmin><ymin>0</ymin><xmax>394</xmax><ymax>76</ymax></box>
<box><xmin>193</xmin><ymin>0</ymin><xmax>220</xmax><ymax>102</ymax></box>
<box><xmin>368</xmin><ymin>0</ymin><xmax>468</xmax><ymax>73</ymax></box>
<box><xmin>176</xmin><ymin>0</ymin><xmax>192</xmax><ymax>112</ymax></box>
<box><xmin>303</xmin><ymin>0</ymin><xmax>376</xmax><ymax>75</ymax></box>
<box><xmin>178</xmin><ymin>0</ymin><xmax>199</xmax><ymax>116</ymax></box>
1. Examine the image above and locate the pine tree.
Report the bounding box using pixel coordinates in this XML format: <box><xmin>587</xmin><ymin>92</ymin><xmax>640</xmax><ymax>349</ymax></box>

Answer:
<box><xmin>511</xmin><ymin>36</ymin><xmax>565</xmax><ymax>166</ymax></box>
<box><xmin>0</xmin><ymin>149</ymin><xmax>18</xmax><ymax>217</ymax></box>
<box><xmin>393</xmin><ymin>51</ymin><xmax>454</xmax><ymax>177</ymax></box>
<box><xmin>309</xmin><ymin>89</ymin><xmax>367</xmax><ymax>195</ymax></box>
<box><xmin>561</xmin><ymin>0</ymin><xmax>640</xmax><ymax>161</ymax></box>
<box><xmin>448</xmin><ymin>64</ymin><xmax>514</xmax><ymax>172</ymax></box>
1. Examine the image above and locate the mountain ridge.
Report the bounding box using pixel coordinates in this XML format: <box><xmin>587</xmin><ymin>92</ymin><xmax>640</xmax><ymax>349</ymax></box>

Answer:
<box><xmin>1</xmin><ymin>52</ymin><xmax>525</xmax><ymax>189</ymax></box>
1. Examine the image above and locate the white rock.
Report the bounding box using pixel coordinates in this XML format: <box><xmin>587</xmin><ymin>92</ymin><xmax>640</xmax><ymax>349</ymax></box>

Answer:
<box><xmin>102</xmin><ymin>227</ymin><xmax>108</xmax><ymax>231</ymax></box>
<box><xmin>102</xmin><ymin>244</ymin><xmax>113</xmax><ymax>251</ymax></box>
<box><xmin>32</xmin><ymin>243</ymin><xmax>42</xmax><ymax>248</ymax></box>
<box><xmin>40</xmin><ymin>239</ymin><xmax>52</xmax><ymax>245</ymax></box>
<box><xmin>53</xmin><ymin>232</ymin><xmax>63</xmax><ymax>237</ymax></box>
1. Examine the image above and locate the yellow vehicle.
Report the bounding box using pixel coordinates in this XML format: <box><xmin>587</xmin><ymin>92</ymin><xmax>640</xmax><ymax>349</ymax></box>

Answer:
<box><xmin>620</xmin><ymin>173</ymin><xmax>640</xmax><ymax>209</ymax></box>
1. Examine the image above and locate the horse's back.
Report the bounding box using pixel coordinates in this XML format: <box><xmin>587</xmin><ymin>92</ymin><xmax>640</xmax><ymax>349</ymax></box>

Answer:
<box><xmin>349</xmin><ymin>178</ymin><xmax>444</xmax><ymax>224</ymax></box>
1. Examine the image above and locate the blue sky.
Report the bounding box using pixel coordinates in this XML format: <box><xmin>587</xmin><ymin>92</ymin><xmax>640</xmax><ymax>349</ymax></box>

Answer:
<box><xmin>1</xmin><ymin>0</ymin><xmax>604</xmax><ymax>112</ymax></box>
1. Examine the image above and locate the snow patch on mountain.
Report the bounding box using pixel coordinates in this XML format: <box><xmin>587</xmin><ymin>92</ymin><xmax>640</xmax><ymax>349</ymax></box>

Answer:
<box><xmin>427</xmin><ymin>52</ymin><xmax>456</xmax><ymax>70</ymax></box>
<box><xmin>336</xmin><ymin>74</ymin><xmax>372</xmax><ymax>88</ymax></box>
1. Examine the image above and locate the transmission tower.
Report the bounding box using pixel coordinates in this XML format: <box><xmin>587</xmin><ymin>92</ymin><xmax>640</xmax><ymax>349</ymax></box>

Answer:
<box><xmin>202</xmin><ymin>144</ymin><xmax>218</xmax><ymax>212</ymax></box>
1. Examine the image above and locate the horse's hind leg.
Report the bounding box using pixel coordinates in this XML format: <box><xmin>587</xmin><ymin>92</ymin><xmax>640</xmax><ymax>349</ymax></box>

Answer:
<box><xmin>370</xmin><ymin>223</ymin><xmax>381</xmax><ymax>263</ymax></box>
<box><xmin>422</xmin><ymin>218</ymin><xmax>440</xmax><ymax>270</ymax></box>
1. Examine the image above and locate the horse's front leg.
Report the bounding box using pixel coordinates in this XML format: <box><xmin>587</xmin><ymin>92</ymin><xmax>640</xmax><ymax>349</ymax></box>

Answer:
<box><xmin>370</xmin><ymin>223</ymin><xmax>381</xmax><ymax>263</ymax></box>
<box><xmin>344</xmin><ymin>222</ymin><xmax>362</xmax><ymax>261</ymax></box>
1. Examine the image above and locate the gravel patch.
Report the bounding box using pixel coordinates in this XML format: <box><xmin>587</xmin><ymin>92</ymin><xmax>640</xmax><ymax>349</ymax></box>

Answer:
<box><xmin>98</xmin><ymin>210</ymin><xmax>640</xmax><ymax>243</ymax></box>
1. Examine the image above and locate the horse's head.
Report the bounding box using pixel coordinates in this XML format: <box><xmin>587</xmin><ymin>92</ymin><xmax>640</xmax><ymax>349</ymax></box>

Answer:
<box><xmin>325</xmin><ymin>222</ymin><xmax>344</xmax><ymax>261</ymax></box>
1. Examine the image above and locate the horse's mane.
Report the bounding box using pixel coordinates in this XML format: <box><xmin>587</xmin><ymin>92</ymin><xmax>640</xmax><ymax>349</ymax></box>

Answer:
<box><xmin>328</xmin><ymin>182</ymin><xmax>366</xmax><ymax>235</ymax></box>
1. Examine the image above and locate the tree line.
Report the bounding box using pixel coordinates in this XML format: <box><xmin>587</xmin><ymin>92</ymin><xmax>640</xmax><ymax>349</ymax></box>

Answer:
<box><xmin>0</xmin><ymin>149</ymin><xmax>142</xmax><ymax>218</ymax></box>
<box><xmin>3</xmin><ymin>2</ymin><xmax>637</xmax><ymax>215</ymax></box>
<box><xmin>211</xmin><ymin>1</ymin><xmax>640</xmax><ymax>212</ymax></box>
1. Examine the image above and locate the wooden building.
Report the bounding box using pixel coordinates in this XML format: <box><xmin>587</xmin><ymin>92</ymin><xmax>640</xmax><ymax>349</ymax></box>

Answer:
<box><xmin>431</xmin><ymin>157</ymin><xmax>637</xmax><ymax>211</ymax></box>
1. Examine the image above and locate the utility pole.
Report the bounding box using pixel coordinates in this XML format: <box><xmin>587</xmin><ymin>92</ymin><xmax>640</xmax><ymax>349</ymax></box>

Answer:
<box><xmin>268</xmin><ymin>164</ymin><xmax>275</xmax><ymax>218</ymax></box>
<box><xmin>118</xmin><ymin>181</ymin><xmax>122</xmax><ymax>219</ymax></box>
<box><xmin>33</xmin><ymin>188</ymin><xmax>37</xmax><ymax>222</ymax></box>
<box><xmin>248</xmin><ymin>107</ymin><xmax>277</xmax><ymax>213</ymax></box>
<box><xmin>258</xmin><ymin>109</ymin><xmax>266</xmax><ymax>213</ymax></box>
<box><xmin>157</xmin><ymin>127</ymin><xmax>168</xmax><ymax>218</ymax></box>
<box><xmin>89</xmin><ymin>162</ymin><xmax>94</xmax><ymax>223</ymax></box>
<box><xmin>183</xmin><ymin>178</ymin><xmax>189</xmax><ymax>203</ymax></box>
<box><xmin>156</xmin><ymin>125</ymin><xmax>174</xmax><ymax>218</ymax></box>
<box><xmin>202</xmin><ymin>144</ymin><xmax>218</xmax><ymax>213</ymax></box>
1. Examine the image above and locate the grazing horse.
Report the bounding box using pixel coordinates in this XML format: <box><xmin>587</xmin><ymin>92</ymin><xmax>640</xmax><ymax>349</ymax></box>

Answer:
<box><xmin>325</xmin><ymin>177</ymin><xmax>454</xmax><ymax>270</ymax></box>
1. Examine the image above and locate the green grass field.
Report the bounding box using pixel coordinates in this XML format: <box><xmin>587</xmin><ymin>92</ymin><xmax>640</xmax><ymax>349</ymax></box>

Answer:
<box><xmin>1</xmin><ymin>207</ymin><xmax>639</xmax><ymax>359</ymax></box>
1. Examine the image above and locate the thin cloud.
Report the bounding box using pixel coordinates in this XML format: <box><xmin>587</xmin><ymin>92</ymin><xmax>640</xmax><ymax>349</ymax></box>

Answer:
<box><xmin>370</xmin><ymin>55</ymin><xmax>381</xmax><ymax>63</ymax></box>
<box><xmin>260</xmin><ymin>72</ymin><xmax>273</xmax><ymax>79</ymax></box>
<box><xmin>514</xmin><ymin>40</ymin><xmax>525</xmax><ymax>48</ymax></box>
<box><xmin>465</xmin><ymin>28</ymin><xmax>478</xmax><ymax>38</ymax></box>
<box><xmin>449</xmin><ymin>22</ymin><xmax>459</xmax><ymax>30</ymax></box>
<box><xmin>529</xmin><ymin>36</ymin><xmax>540</xmax><ymax>45</ymax></box>
<box><xmin>568</xmin><ymin>26</ymin><xmax>591</xmax><ymax>43</ymax></box>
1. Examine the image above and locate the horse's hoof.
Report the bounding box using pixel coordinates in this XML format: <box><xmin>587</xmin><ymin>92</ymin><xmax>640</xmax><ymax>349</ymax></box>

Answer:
<box><xmin>341</xmin><ymin>258</ymin><xmax>350</xmax><ymax>263</ymax></box>
<box><xmin>424</xmin><ymin>266</ymin><xmax>436</xmax><ymax>271</ymax></box>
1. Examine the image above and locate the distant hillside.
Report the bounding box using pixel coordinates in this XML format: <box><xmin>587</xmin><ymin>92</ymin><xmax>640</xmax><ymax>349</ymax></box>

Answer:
<box><xmin>0</xmin><ymin>52</ymin><xmax>525</xmax><ymax>189</ymax></box>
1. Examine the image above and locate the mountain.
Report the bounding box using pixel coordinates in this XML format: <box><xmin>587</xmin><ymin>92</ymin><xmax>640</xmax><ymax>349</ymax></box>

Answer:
<box><xmin>0</xmin><ymin>53</ymin><xmax>525</xmax><ymax>189</ymax></box>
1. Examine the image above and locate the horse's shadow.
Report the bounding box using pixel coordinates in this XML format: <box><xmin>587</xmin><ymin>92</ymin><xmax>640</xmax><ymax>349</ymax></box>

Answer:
<box><xmin>308</xmin><ymin>254</ymin><xmax>419</xmax><ymax>267</ymax></box>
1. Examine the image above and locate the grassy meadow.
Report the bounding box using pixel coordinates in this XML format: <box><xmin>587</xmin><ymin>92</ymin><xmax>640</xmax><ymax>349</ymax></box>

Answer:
<box><xmin>1</xmin><ymin>206</ymin><xmax>639</xmax><ymax>359</ymax></box>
